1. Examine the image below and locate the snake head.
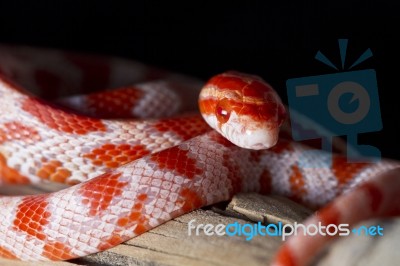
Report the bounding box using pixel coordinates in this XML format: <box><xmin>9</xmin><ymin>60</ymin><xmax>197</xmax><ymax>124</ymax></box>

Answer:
<box><xmin>199</xmin><ymin>71</ymin><xmax>286</xmax><ymax>150</ymax></box>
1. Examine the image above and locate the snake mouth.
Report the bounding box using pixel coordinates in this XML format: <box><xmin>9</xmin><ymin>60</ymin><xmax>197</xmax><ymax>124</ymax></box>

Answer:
<box><xmin>220</xmin><ymin>120</ymin><xmax>279</xmax><ymax>150</ymax></box>
<box><xmin>218</xmin><ymin>111</ymin><xmax>280</xmax><ymax>150</ymax></box>
<box><xmin>244</xmin><ymin>131</ymin><xmax>279</xmax><ymax>150</ymax></box>
<box><xmin>249</xmin><ymin>142</ymin><xmax>273</xmax><ymax>150</ymax></box>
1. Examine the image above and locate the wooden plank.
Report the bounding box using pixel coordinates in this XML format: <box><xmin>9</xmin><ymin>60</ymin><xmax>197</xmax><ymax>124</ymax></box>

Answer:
<box><xmin>0</xmin><ymin>185</ymin><xmax>311</xmax><ymax>266</ymax></box>
<box><xmin>75</xmin><ymin>209</ymin><xmax>282</xmax><ymax>266</ymax></box>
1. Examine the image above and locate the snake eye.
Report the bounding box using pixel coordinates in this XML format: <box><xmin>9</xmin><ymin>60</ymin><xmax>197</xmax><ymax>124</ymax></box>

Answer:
<box><xmin>216</xmin><ymin>98</ymin><xmax>232</xmax><ymax>124</ymax></box>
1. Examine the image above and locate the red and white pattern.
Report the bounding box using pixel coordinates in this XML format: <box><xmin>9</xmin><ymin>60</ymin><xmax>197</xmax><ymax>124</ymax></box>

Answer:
<box><xmin>0</xmin><ymin>45</ymin><xmax>399</xmax><ymax>265</ymax></box>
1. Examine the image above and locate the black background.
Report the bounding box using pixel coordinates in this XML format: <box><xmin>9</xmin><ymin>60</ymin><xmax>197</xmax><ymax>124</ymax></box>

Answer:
<box><xmin>0</xmin><ymin>1</ymin><xmax>399</xmax><ymax>159</ymax></box>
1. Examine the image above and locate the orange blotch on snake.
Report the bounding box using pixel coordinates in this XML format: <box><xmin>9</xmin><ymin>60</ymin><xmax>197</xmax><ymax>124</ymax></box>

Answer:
<box><xmin>42</xmin><ymin>241</ymin><xmax>75</xmax><ymax>260</ymax></box>
<box><xmin>317</xmin><ymin>203</ymin><xmax>341</xmax><ymax>226</ymax></box>
<box><xmin>117</xmin><ymin>217</ymin><xmax>129</xmax><ymax>227</ymax></box>
<box><xmin>332</xmin><ymin>156</ymin><xmax>371</xmax><ymax>186</ymax></box>
<box><xmin>0</xmin><ymin>121</ymin><xmax>41</xmax><ymax>144</ymax></box>
<box><xmin>36</xmin><ymin>160</ymin><xmax>71</xmax><ymax>183</ymax></box>
<box><xmin>358</xmin><ymin>182</ymin><xmax>383</xmax><ymax>212</ymax></box>
<box><xmin>203</xmin><ymin>72</ymin><xmax>285</xmax><ymax>125</ymax></box>
<box><xmin>22</xmin><ymin>97</ymin><xmax>106</xmax><ymax>134</ymax></box>
<box><xmin>116</xmin><ymin>194</ymin><xmax>149</xmax><ymax>231</ymax></box>
<box><xmin>13</xmin><ymin>195</ymin><xmax>51</xmax><ymax>241</ymax></box>
<box><xmin>153</xmin><ymin>115</ymin><xmax>210</xmax><ymax>141</ymax></box>
<box><xmin>0</xmin><ymin>246</ymin><xmax>18</xmax><ymax>260</ymax></box>
<box><xmin>238</xmin><ymin>100</ymin><xmax>282</xmax><ymax>124</ymax></box>
<box><xmin>79</xmin><ymin>172</ymin><xmax>127</xmax><ymax>216</ymax></box>
<box><xmin>202</xmin><ymin>97</ymin><xmax>282</xmax><ymax>125</ymax></box>
<box><xmin>103</xmin><ymin>144</ymin><xmax>115</xmax><ymax>150</ymax></box>
<box><xmin>84</xmin><ymin>144</ymin><xmax>150</xmax><ymax>168</ymax></box>
<box><xmin>177</xmin><ymin>188</ymin><xmax>205</xmax><ymax>212</ymax></box>
<box><xmin>97</xmin><ymin>235</ymin><xmax>123</xmax><ymax>251</ymax></box>
<box><xmin>289</xmin><ymin>165</ymin><xmax>307</xmax><ymax>202</ymax></box>
<box><xmin>134</xmin><ymin>203</ymin><xmax>143</xmax><ymax>210</ymax></box>
<box><xmin>198</xmin><ymin>98</ymin><xmax>218</xmax><ymax>116</ymax></box>
<box><xmin>129</xmin><ymin>212</ymin><xmax>141</xmax><ymax>221</ymax></box>
<box><xmin>0</xmin><ymin>153</ymin><xmax>30</xmax><ymax>184</ymax></box>
<box><xmin>273</xmin><ymin>244</ymin><xmax>297</xmax><ymax>266</ymax></box>
<box><xmin>137</xmin><ymin>193</ymin><xmax>148</xmax><ymax>201</ymax></box>
<box><xmin>150</xmin><ymin>147</ymin><xmax>203</xmax><ymax>179</ymax></box>
<box><xmin>134</xmin><ymin>224</ymin><xmax>148</xmax><ymax>234</ymax></box>
<box><xmin>85</xmin><ymin>86</ymin><xmax>144</xmax><ymax>118</ymax></box>
<box><xmin>207</xmin><ymin>73</ymin><xmax>251</xmax><ymax>93</ymax></box>
<box><xmin>178</xmin><ymin>188</ymin><xmax>205</xmax><ymax>212</ymax></box>
<box><xmin>119</xmin><ymin>194</ymin><xmax>146</xmax><ymax>220</ymax></box>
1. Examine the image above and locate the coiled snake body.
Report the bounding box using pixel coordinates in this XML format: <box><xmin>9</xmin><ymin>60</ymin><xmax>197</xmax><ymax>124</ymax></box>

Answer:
<box><xmin>0</xmin><ymin>45</ymin><xmax>399</xmax><ymax>266</ymax></box>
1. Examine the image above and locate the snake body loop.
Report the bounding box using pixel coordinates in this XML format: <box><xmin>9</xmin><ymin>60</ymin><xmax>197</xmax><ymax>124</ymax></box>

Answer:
<box><xmin>0</xmin><ymin>45</ymin><xmax>399</xmax><ymax>266</ymax></box>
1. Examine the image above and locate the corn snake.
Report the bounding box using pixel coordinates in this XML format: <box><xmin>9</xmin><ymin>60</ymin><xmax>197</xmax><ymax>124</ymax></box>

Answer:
<box><xmin>0</xmin><ymin>45</ymin><xmax>399</xmax><ymax>266</ymax></box>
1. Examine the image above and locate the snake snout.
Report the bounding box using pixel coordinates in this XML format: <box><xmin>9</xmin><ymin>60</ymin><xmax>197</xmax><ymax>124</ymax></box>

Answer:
<box><xmin>236</xmin><ymin>123</ymin><xmax>280</xmax><ymax>150</ymax></box>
